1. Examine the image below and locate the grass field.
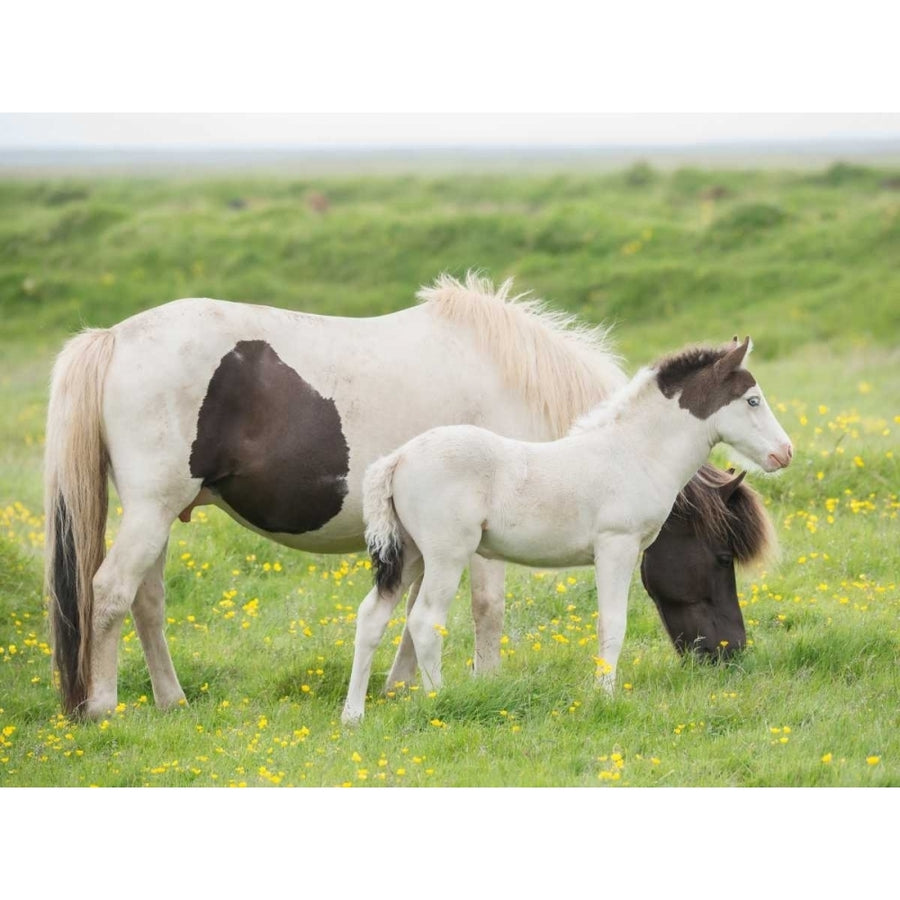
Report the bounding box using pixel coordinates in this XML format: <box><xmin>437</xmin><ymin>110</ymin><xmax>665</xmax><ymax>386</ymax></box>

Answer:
<box><xmin>1</xmin><ymin>160</ymin><xmax>898</xmax><ymax>787</ymax></box>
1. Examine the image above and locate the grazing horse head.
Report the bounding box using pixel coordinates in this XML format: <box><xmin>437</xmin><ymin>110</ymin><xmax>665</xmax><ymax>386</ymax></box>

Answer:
<box><xmin>640</xmin><ymin>464</ymin><xmax>777</xmax><ymax>659</ymax></box>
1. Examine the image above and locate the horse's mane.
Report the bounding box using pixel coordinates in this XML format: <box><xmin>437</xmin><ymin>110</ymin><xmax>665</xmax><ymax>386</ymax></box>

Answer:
<box><xmin>672</xmin><ymin>464</ymin><xmax>778</xmax><ymax>566</ymax></box>
<box><xmin>418</xmin><ymin>272</ymin><xmax>626</xmax><ymax>437</ymax></box>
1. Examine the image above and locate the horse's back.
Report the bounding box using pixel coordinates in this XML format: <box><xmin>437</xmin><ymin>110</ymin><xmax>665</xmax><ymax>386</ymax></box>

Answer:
<box><xmin>391</xmin><ymin>425</ymin><xmax>520</xmax><ymax>539</ymax></box>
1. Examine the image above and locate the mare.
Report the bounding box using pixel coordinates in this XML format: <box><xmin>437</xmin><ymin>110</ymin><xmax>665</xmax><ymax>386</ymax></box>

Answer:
<box><xmin>343</xmin><ymin>337</ymin><xmax>792</xmax><ymax>722</ymax></box>
<box><xmin>44</xmin><ymin>273</ymin><xmax>768</xmax><ymax>719</ymax></box>
<box><xmin>44</xmin><ymin>273</ymin><xmax>622</xmax><ymax>718</ymax></box>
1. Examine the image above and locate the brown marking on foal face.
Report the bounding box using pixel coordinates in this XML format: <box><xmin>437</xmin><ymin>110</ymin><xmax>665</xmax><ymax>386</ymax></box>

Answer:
<box><xmin>656</xmin><ymin>338</ymin><xmax>757</xmax><ymax>420</ymax></box>
<box><xmin>189</xmin><ymin>340</ymin><xmax>350</xmax><ymax>534</ymax></box>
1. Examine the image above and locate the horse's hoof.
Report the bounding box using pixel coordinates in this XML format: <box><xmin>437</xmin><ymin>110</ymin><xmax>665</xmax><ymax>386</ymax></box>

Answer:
<box><xmin>83</xmin><ymin>696</ymin><xmax>117</xmax><ymax>721</ymax></box>
<box><xmin>158</xmin><ymin>694</ymin><xmax>188</xmax><ymax>710</ymax></box>
<box><xmin>382</xmin><ymin>679</ymin><xmax>410</xmax><ymax>697</ymax></box>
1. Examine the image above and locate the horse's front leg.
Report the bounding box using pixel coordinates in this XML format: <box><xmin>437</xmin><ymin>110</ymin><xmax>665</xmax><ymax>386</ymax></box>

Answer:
<box><xmin>592</xmin><ymin>533</ymin><xmax>641</xmax><ymax>694</ymax></box>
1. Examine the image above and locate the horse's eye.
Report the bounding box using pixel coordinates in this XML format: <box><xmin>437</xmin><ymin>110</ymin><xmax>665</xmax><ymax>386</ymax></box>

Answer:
<box><xmin>716</xmin><ymin>552</ymin><xmax>733</xmax><ymax>566</ymax></box>
<box><xmin>747</xmin><ymin>396</ymin><xmax>760</xmax><ymax>408</ymax></box>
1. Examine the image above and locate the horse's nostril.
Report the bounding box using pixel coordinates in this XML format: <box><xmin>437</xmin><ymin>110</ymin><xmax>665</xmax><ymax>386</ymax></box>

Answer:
<box><xmin>769</xmin><ymin>444</ymin><xmax>793</xmax><ymax>469</ymax></box>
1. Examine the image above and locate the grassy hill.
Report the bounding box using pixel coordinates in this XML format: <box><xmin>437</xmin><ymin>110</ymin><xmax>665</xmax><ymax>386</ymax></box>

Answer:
<box><xmin>2</xmin><ymin>161</ymin><xmax>898</xmax><ymax>358</ymax></box>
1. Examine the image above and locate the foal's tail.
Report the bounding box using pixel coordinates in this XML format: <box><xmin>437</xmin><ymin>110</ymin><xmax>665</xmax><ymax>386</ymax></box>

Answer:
<box><xmin>362</xmin><ymin>450</ymin><xmax>405</xmax><ymax>594</ymax></box>
<box><xmin>44</xmin><ymin>328</ymin><xmax>116</xmax><ymax>715</ymax></box>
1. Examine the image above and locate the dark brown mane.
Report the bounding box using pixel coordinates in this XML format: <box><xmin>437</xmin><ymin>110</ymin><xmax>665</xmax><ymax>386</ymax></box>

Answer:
<box><xmin>672</xmin><ymin>464</ymin><xmax>777</xmax><ymax>565</ymax></box>
<box><xmin>654</xmin><ymin>345</ymin><xmax>729</xmax><ymax>397</ymax></box>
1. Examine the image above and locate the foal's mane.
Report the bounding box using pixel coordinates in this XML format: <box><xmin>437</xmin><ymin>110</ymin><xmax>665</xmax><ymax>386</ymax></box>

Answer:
<box><xmin>418</xmin><ymin>273</ymin><xmax>626</xmax><ymax>437</ymax></box>
<box><xmin>672</xmin><ymin>464</ymin><xmax>778</xmax><ymax>566</ymax></box>
<box><xmin>565</xmin><ymin>367</ymin><xmax>658</xmax><ymax>434</ymax></box>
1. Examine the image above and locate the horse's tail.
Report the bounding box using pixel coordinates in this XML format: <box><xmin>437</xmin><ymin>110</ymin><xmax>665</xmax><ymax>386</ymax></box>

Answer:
<box><xmin>362</xmin><ymin>450</ymin><xmax>405</xmax><ymax>594</ymax></box>
<box><xmin>44</xmin><ymin>328</ymin><xmax>116</xmax><ymax>716</ymax></box>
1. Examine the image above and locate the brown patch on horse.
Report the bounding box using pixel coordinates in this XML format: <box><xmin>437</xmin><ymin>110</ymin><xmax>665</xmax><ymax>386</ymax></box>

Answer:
<box><xmin>655</xmin><ymin>338</ymin><xmax>756</xmax><ymax>419</ymax></box>
<box><xmin>189</xmin><ymin>340</ymin><xmax>350</xmax><ymax>534</ymax></box>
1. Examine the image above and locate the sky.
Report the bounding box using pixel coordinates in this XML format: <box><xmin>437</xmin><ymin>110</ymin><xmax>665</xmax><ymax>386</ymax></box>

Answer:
<box><xmin>2</xmin><ymin>112</ymin><xmax>900</xmax><ymax>150</ymax></box>
<box><xmin>3</xmin><ymin>3</ymin><xmax>897</xmax><ymax>152</ymax></box>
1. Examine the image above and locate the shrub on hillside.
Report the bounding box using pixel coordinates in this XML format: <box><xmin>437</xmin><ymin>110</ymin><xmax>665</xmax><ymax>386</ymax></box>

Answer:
<box><xmin>706</xmin><ymin>202</ymin><xmax>787</xmax><ymax>247</ymax></box>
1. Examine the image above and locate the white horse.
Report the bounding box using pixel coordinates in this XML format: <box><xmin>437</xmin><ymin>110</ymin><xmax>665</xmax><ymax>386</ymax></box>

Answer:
<box><xmin>342</xmin><ymin>337</ymin><xmax>792</xmax><ymax>723</ymax></box>
<box><xmin>44</xmin><ymin>274</ymin><xmax>627</xmax><ymax>718</ymax></box>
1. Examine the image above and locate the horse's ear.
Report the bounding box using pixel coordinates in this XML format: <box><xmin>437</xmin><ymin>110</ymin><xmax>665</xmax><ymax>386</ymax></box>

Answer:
<box><xmin>718</xmin><ymin>470</ymin><xmax>747</xmax><ymax>505</ymax></box>
<box><xmin>716</xmin><ymin>335</ymin><xmax>751</xmax><ymax>375</ymax></box>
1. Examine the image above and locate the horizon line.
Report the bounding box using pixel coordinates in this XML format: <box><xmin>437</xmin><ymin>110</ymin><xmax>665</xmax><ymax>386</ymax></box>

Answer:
<box><xmin>3</xmin><ymin>135</ymin><xmax>900</xmax><ymax>152</ymax></box>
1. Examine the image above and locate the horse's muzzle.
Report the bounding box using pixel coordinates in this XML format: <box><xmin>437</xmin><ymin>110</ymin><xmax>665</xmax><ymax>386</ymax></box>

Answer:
<box><xmin>766</xmin><ymin>443</ymin><xmax>793</xmax><ymax>470</ymax></box>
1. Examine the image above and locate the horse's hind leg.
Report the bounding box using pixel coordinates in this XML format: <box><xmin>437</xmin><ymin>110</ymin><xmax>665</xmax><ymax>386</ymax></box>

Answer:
<box><xmin>86</xmin><ymin>505</ymin><xmax>173</xmax><ymax>719</ymax></box>
<box><xmin>131</xmin><ymin>542</ymin><xmax>186</xmax><ymax>709</ymax></box>
<box><xmin>406</xmin><ymin>547</ymin><xmax>474</xmax><ymax>693</ymax></box>
<box><xmin>342</xmin><ymin>549</ymin><xmax>424</xmax><ymax>724</ymax></box>
<box><xmin>384</xmin><ymin>575</ymin><xmax>422</xmax><ymax>690</ymax></box>
<box><xmin>386</xmin><ymin>556</ymin><xmax>505</xmax><ymax>686</ymax></box>
<box><xmin>470</xmin><ymin>556</ymin><xmax>506</xmax><ymax>674</ymax></box>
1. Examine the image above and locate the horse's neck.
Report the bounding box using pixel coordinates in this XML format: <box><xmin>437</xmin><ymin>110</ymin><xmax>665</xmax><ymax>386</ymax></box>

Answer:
<box><xmin>590</xmin><ymin>384</ymin><xmax>715</xmax><ymax>497</ymax></box>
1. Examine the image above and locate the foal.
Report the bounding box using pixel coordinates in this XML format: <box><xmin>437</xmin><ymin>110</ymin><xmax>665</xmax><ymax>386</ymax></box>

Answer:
<box><xmin>342</xmin><ymin>337</ymin><xmax>792</xmax><ymax>723</ymax></box>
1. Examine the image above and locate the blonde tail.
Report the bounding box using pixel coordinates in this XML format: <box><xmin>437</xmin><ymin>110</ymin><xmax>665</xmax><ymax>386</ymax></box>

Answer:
<box><xmin>44</xmin><ymin>328</ymin><xmax>116</xmax><ymax>715</ymax></box>
<box><xmin>362</xmin><ymin>450</ymin><xmax>405</xmax><ymax>592</ymax></box>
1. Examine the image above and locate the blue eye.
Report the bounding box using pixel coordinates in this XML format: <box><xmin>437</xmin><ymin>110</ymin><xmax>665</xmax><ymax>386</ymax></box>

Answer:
<box><xmin>747</xmin><ymin>396</ymin><xmax>760</xmax><ymax>407</ymax></box>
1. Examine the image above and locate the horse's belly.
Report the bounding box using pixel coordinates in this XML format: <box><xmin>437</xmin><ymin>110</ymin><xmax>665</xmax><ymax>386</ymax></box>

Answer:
<box><xmin>209</xmin><ymin>494</ymin><xmax>367</xmax><ymax>553</ymax></box>
<box><xmin>477</xmin><ymin>527</ymin><xmax>594</xmax><ymax>569</ymax></box>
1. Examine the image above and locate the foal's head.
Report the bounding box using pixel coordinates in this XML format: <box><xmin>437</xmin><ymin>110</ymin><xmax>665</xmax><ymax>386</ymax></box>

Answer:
<box><xmin>641</xmin><ymin>465</ymin><xmax>777</xmax><ymax>659</ymax></box>
<box><xmin>656</xmin><ymin>337</ymin><xmax>793</xmax><ymax>472</ymax></box>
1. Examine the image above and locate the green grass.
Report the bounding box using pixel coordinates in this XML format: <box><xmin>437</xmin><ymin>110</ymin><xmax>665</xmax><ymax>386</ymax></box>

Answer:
<box><xmin>1</xmin><ymin>162</ymin><xmax>898</xmax><ymax>786</ymax></box>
